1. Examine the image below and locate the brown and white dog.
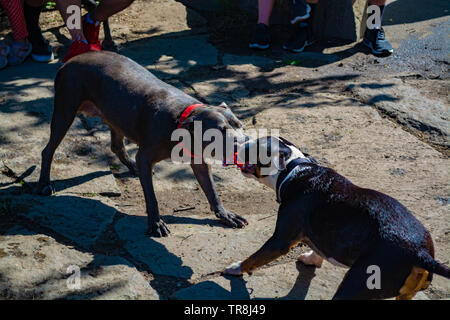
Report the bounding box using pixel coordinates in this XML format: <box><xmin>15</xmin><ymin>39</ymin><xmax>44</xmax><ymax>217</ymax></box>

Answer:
<box><xmin>224</xmin><ymin>136</ymin><xmax>449</xmax><ymax>300</ymax></box>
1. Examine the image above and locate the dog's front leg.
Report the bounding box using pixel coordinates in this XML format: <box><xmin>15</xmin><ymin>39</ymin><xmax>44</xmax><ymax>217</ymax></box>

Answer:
<box><xmin>224</xmin><ymin>203</ymin><xmax>303</xmax><ymax>275</ymax></box>
<box><xmin>225</xmin><ymin>235</ymin><xmax>296</xmax><ymax>276</ymax></box>
<box><xmin>136</xmin><ymin>150</ymin><xmax>170</xmax><ymax>237</ymax></box>
<box><xmin>191</xmin><ymin>162</ymin><xmax>248</xmax><ymax>228</ymax></box>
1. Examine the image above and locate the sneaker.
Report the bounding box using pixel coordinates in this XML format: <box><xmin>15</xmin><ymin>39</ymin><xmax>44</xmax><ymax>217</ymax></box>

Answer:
<box><xmin>249</xmin><ymin>23</ymin><xmax>270</xmax><ymax>50</ymax></box>
<box><xmin>0</xmin><ymin>42</ymin><xmax>9</xmax><ymax>69</ymax></box>
<box><xmin>62</xmin><ymin>39</ymin><xmax>93</xmax><ymax>63</ymax></box>
<box><xmin>28</xmin><ymin>28</ymin><xmax>54</xmax><ymax>62</ymax></box>
<box><xmin>283</xmin><ymin>22</ymin><xmax>314</xmax><ymax>53</ymax></box>
<box><xmin>8</xmin><ymin>40</ymin><xmax>32</xmax><ymax>66</ymax></box>
<box><xmin>82</xmin><ymin>13</ymin><xmax>101</xmax><ymax>50</ymax></box>
<box><xmin>363</xmin><ymin>27</ymin><xmax>393</xmax><ymax>56</ymax></box>
<box><xmin>291</xmin><ymin>0</ymin><xmax>311</xmax><ymax>24</ymax></box>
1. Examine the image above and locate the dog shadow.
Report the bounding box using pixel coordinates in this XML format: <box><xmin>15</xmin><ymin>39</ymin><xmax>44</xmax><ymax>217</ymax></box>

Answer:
<box><xmin>178</xmin><ymin>262</ymin><xmax>317</xmax><ymax>300</ymax></box>
<box><xmin>281</xmin><ymin>262</ymin><xmax>317</xmax><ymax>300</ymax></box>
<box><xmin>0</xmin><ymin>168</ymin><xmax>113</xmax><ymax>196</ymax></box>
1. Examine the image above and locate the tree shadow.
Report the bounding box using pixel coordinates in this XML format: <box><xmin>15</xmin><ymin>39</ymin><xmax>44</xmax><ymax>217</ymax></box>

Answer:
<box><xmin>0</xmin><ymin>22</ymin><xmax>400</xmax><ymax>131</ymax></box>
<box><xmin>383</xmin><ymin>0</ymin><xmax>450</xmax><ymax>26</ymax></box>
<box><xmin>0</xmin><ymin>192</ymin><xmax>199</xmax><ymax>299</ymax></box>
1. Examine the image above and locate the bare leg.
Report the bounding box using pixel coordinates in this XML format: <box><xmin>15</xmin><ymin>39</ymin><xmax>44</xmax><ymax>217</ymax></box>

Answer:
<box><xmin>257</xmin><ymin>0</ymin><xmax>276</xmax><ymax>26</ymax></box>
<box><xmin>368</xmin><ymin>0</ymin><xmax>386</xmax><ymax>5</ymax></box>
<box><xmin>90</xmin><ymin>0</ymin><xmax>134</xmax><ymax>22</ymax></box>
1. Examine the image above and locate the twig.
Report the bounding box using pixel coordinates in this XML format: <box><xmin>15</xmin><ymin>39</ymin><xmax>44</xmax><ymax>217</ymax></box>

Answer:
<box><xmin>258</xmin><ymin>214</ymin><xmax>275</xmax><ymax>221</ymax></box>
<box><xmin>173</xmin><ymin>206</ymin><xmax>195</xmax><ymax>213</ymax></box>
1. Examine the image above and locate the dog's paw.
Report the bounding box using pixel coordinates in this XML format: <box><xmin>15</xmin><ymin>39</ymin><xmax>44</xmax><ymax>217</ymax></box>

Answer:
<box><xmin>223</xmin><ymin>261</ymin><xmax>243</xmax><ymax>276</ymax></box>
<box><xmin>215</xmin><ymin>210</ymin><xmax>248</xmax><ymax>228</ymax></box>
<box><xmin>298</xmin><ymin>250</ymin><xmax>323</xmax><ymax>268</ymax></box>
<box><xmin>36</xmin><ymin>184</ymin><xmax>55</xmax><ymax>196</ymax></box>
<box><xmin>146</xmin><ymin>220</ymin><xmax>171</xmax><ymax>238</ymax></box>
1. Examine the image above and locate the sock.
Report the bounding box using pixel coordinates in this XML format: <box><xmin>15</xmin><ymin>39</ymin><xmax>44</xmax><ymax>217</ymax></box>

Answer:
<box><xmin>23</xmin><ymin>2</ymin><xmax>42</xmax><ymax>34</ymax></box>
<box><xmin>85</xmin><ymin>12</ymin><xmax>100</xmax><ymax>26</ymax></box>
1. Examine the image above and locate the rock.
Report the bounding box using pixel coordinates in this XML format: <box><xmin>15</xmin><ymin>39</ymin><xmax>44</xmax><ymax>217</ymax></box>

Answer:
<box><xmin>122</xmin><ymin>35</ymin><xmax>218</xmax><ymax>79</ymax></box>
<box><xmin>172</xmin><ymin>261</ymin><xmax>347</xmax><ymax>300</ymax></box>
<box><xmin>313</xmin><ymin>0</ymin><xmax>368</xmax><ymax>42</ymax></box>
<box><xmin>349</xmin><ymin>79</ymin><xmax>450</xmax><ymax>148</ymax></box>
<box><xmin>0</xmin><ymin>65</ymin><xmax>121</xmax><ymax>197</ymax></box>
<box><xmin>7</xmin><ymin>194</ymin><xmax>118</xmax><ymax>249</ymax></box>
<box><xmin>177</xmin><ymin>0</ymin><xmax>369</xmax><ymax>41</ymax></box>
<box><xmin>115</xmin><ymin>213</ymin><xmax>277</xmax><ymax>279</ymax></box>
<box><xmin>0</xmin><ymin>232</ymin><xmax>158</xmax><ymax>299</ymax></box>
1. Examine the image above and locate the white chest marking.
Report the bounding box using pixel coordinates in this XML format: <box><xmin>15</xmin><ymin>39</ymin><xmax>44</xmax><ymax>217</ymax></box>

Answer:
<box><xmin>259</xmin><ymin>173</ymin><xmax>279</xmax><ymax>190</ymax></box>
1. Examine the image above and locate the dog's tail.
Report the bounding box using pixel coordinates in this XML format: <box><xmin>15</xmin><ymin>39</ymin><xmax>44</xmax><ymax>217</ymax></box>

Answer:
<box><xmin>416</xmin><ymin>250</ymin><xmax>450</xmax><ymax>279</ymax></box>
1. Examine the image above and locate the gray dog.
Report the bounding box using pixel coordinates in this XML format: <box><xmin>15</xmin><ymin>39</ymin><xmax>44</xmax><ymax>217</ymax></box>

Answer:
<box><xmin>37</xmin><ymin>51</ymin><xmax>248</xmax><ymax>237</ymax></box>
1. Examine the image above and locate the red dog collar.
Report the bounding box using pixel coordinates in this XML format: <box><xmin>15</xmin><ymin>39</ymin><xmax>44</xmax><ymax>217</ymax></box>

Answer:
<box><xmin>176</xmin><ymin>103</ymin><xmax>243</xmax><ymax>169</ymax></box>
<box><xmin>177</xmin><ymin>103</ymin><xmax>204</xmax><ymax>129</ymax></box>
<box><xmin>176</xmin><ymin>103</ymin><xmax>204</xmax><ymax>159</ymax></box>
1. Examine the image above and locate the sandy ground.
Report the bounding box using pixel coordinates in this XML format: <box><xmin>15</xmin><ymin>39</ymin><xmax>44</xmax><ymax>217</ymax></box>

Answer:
<box><xmin>0</xmin><ymin>0</ymin><xmax>448</xmax><ymax>299</ymax></box>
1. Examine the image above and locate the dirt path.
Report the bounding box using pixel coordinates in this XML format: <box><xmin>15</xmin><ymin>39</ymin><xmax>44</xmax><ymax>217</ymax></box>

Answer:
<box><xmin>0</xmin><ymin>0</ymin><xmax>448</xmax><ymax>299</ymax></box>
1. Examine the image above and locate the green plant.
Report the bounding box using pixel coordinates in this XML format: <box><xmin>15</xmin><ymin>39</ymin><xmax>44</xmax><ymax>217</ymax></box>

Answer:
<box><xmin>45</xmin><ymin>1</ymin><xmax>56</xmax><ymax>10</ymax></box>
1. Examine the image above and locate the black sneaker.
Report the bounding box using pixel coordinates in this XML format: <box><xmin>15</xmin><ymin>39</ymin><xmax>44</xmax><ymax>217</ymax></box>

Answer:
<box><xmin>291</xmin><ymin>0</ymin><xmax>311</xmax><ymax>24</ymax></box>
<box><xmin>283</xmin><ymin>22</ymin><xmax>314</xmax><ymax>53</ymax></box>
<box><xmin>363</xmin><ymin>27</ymin><xmax>393</xmax><ymax>56</ymax></box>
<box><xmin>249</xmin><ymin>23</ymin><xmax>270</xmax><ymax>50</ymax></box>
<box><xmin>28</xmin><ymin>28</ymin><xmax>54</xmax><ymax>62</ymax></box>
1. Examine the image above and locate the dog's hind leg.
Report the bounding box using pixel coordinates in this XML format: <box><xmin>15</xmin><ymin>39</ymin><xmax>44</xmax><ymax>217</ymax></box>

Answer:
<box><xmin>110</xmin><ymin>129</ymin><xmax>137</xmax><ymax>174</ymax></box>
<box><xmin>136</xmin><ymin>149</ymin><xmax>170</xmax><ymax>237</ymax></box>
<box><xmin>396</xmin><ymin>266</ymin><xmax>430</xmax><ymax>300</ymax></box>
<box><xmin>332</xmin><ymin>244</ymin><xmax>415</xmax><ymax>300</ymax></box>
<box><xmin>37</xmin><ymin>91</ymin><xmax>79</xmax><ymax>195</ymax></box>
<box><xmin>298</xmin><ymin>250</ymin><xmax>323</xmax><ymax>268</ymax></box>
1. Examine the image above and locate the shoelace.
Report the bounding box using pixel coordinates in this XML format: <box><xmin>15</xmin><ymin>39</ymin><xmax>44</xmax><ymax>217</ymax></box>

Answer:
<box><xmin>377</xmin><ymin>28</ymin><xmax>386</xmax><ymax>40</ymax></box>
